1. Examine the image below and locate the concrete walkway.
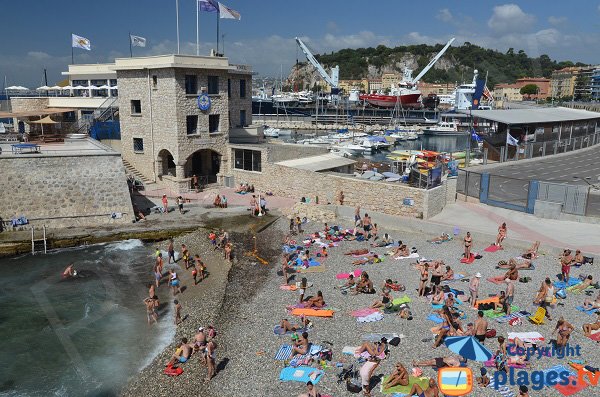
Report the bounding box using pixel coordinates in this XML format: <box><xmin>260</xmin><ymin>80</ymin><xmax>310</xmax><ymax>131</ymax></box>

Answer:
<box><xmin>429</xmin><ymin>200</ymin><xmax>600</xmax><ymax>255</ymax></box>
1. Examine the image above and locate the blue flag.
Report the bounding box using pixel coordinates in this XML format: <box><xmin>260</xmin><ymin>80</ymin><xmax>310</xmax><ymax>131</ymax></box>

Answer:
<box><xmin>471</xmin><ymin>128</ymin><xmax>482</xmax><ymax>142</ymax></box>
<box><xmin>199</xmin><ymin>0</ymin><xmax>218</xmax><ymax>12</ymax></box>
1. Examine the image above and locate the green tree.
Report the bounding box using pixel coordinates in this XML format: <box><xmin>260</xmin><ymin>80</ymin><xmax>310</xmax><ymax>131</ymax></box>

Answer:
<box><xmin>520</xmin><ymin>84</ymin><xmax>539</xmax><ymax>98</ymax></box>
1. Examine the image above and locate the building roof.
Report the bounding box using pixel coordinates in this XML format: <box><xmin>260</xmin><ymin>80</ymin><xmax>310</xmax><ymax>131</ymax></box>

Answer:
<box><xmin>275</xmin><ymin>153</ymin><xmax>356</xmax><ymax>172</ymax></box>
<box><xmin>112</xmin><ymin>54</ymin><xmax>252</xmax><ymax>74</ymax></box>
<box><xmin>469</xmin><ymin>107</ymin><xmax>600</xmax><ymax>125</ymax></box>
<box><xmin>0</xmin><ymin>108</ymin><xmax>77</xmax><ymax>118</ymax></box>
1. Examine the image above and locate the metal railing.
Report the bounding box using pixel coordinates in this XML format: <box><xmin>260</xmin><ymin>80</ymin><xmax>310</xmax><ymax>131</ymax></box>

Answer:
<box><xmin>497</xmin><ymin>131</ymin><xmax>600</xmax><ymax>162</ymax></box>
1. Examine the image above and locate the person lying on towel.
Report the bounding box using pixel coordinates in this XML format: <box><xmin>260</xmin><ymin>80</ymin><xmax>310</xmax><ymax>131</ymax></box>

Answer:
<box><xmin>583</xmin><ymin>292</ymin><xmax>600</xmax><ymax>311</ymax></box>
<box><xmin>497</xmin><ymin>258</ymin><xmax>533</xmax><ymax>270</ymax></box>
<box><xmin>571</xmin><ymin>275</ymin><xmax>594</xmax><ymax>292</ymax></box>
<box><xmin>355</xmin><ymin>338</ymin><xmax>388</xmax><ymax>359</ymax></box>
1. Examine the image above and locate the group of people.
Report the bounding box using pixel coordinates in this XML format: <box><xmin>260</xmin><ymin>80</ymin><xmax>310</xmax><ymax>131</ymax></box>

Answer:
<box><xmin>166</xmin><ymin>325</ymin><xmax>219</xmax><ymax>382</ymax></box>
<box><xmin>213</xmin><ymin>194</ymin><xmax>228</xmax><ymax>208</ymax></box>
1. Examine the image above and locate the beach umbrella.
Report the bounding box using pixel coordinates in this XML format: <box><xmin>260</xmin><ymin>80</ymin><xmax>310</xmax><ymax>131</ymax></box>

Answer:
<box><xmin>49</xmin><ymin>85</ymin><xmax>62</xmax><ymax>90</ymax></box>
<box><xmin>62</xmin><ymin>85</ymin><xmax>73</xmax><ymax>90</ymax></box>
<box><xmin>369</xmin><ymin>172</ymin><xmax>384</xmax><ymax>181</ymax></box>
<box><xmin>36</xmin><ymin>85</ymin><xmax>50</xmax><ymax>91</ymax></box>
<box><xmin>444</xmin><ymin>336</ymin><xmax>492</xmax><ymax>362</ymax></box>
<box><xmin>358</xmin><ymin>171</ymin><xmax>376</xmax><ymax>179</ymax></box>
<box><xmin>7</xmin><ymin>85</ymin><xmax>28</xmax><ymax>90</ymax></box>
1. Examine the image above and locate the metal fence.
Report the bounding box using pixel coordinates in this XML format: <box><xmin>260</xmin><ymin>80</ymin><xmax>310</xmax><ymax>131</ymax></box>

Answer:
<box><xmin>537</xmin><ymin>182</ymin><xmax>589</xmax><ymax>216</ymax></box>
<box><xmin>501</xmin><ymin>132</ymin><xmax>600</xmax><ymax>162</ymax></box>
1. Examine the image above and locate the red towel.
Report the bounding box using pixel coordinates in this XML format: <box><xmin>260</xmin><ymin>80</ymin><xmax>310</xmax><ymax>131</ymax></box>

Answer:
<box><xmin>554</xmin><ymin>376</ymin><xmax>588</xmax><ymax>396</ymax></box>
<box><xmin>589</xmin><ymin>332</ymin><xmax>600</xmax><ymax>341</ymax></box>
<box><xmin>484</xmin><ymin>244</ymin><xmax>501</xmax><ymax>252</ymax></box>
<box><xmin>460</xmin><ymin>254</ymin><xmax>475</xmax><ymax>264</ymax></box>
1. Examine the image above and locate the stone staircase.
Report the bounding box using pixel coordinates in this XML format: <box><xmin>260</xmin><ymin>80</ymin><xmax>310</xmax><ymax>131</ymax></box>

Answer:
<box><xmin>122</xmin><ymin>159</ymin><xmax>153</xmax><ymax>185</ymax></box>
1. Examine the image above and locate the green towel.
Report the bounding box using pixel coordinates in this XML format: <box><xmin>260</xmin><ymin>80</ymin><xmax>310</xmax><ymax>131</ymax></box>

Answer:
<box><xmin>483</xmin><ymin>306</ymin><xmax>519</xmax><ymax>319</ymax></box>
<box><xmin>567</xmin><ymin>284</ymin><xmax>593</xmax><ymax>292</ymax></box>
<box><xmin>392</xmin><ymin>295</ymin><xmax>412</xmax><ymax>306</ymax></box>
<box><xmin>381</xmin><ymin>375</ymin><xmax>430</xmax><ymax>394</ymax></box>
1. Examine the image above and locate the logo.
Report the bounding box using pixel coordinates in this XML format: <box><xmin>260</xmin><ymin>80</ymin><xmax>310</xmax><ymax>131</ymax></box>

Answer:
<box><xmin>578</xmin><ymin>368</ymin><xmax>600</xmax><ymax>386</ymax></box>
<box><xmin>438</xmin><ymin>367</ymin><xmax>473</xmax><ymax>396</ymax></box>
<box><xmin>197</xmin><ymin>93</ymin><xmax>211</xmax><ymax>111</ymax></box>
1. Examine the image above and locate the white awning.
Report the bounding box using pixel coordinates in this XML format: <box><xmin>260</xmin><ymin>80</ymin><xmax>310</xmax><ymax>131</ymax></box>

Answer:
<box><xmin>275</xmin><ymin>153</ymin><xmax>356</xmax><ymax>172</ymax></box>
<box><xmin>469</xmin><ymin>107</ymin><xmax>600</xmax><ymax>125</ymax></box>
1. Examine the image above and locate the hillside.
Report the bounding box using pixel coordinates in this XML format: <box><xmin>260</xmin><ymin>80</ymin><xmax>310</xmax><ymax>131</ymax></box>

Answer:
<box><xmin>288</xmin><ymin>42</ymin><xmax>587</xmax><ymax>90</ymax></box>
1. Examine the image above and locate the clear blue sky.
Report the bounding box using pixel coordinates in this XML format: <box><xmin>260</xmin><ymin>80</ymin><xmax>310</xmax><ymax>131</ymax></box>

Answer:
<box><xmin>1</xmin><ymin>1</ymin><xmax>599</xmax><ymax>87</ymax></box>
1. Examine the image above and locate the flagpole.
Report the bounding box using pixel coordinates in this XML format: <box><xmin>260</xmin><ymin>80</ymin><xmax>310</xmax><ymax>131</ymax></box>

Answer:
<box><xmin>129</xmin><ymin>32</ymin><xmax>133</xmax><ymax>57</ymax></box>
<box><xmin>196</xmin><ymin>0</ymin><xmax>200</xmax><ymax>55</ymax></box>
<box><xmin>71</xmin><ymin>33</ymin><xmax>74</xmax><ymax>64</ymax></box>
<box><xmin>176</xmin><ymin>0</ymin><xmax>180</xmax><ymax>54</ymax></box>
<box><xmin>216</xmin><ymin>11</ymin><xmax>219</xmax><ymax>55</ymax></box>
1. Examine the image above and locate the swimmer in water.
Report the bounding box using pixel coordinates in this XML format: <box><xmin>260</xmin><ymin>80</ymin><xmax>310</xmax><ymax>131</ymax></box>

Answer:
<box><xmin>62</xmin><ymin>263</ymin><xmax>76</xmax><ymax>279</ymax></box>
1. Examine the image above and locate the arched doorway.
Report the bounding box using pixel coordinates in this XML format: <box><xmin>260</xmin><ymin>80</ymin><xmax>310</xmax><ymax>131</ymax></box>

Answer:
<box><xmin>157</xmin><ymin>149</ymin><xmax>176</xmax><ymax>177</ymax></box>
<box><xmin>188</xmin><ymin>149</ymin><xmax>221</xmax><ymax>183</ymax></box>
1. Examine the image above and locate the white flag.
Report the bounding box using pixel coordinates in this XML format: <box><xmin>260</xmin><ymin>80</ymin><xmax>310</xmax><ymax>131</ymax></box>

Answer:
<box><xmin>72</xmin><ymin>34</ymin><xmax>91</xmax><ymax>50</ymax></box>
<box><xmin>130</xmin><ymin>35</ymin><xmax>147</xmax><ymax>48</ymax></box>
<box><xmin>218</xmin><ymin>2</ymin><xmax>241</xmax><ymax>20</ymax></box>
<box><xmin>506</xmin><ymin>133</ymin><xmax>519</xmax><ymax>146</ymax></box>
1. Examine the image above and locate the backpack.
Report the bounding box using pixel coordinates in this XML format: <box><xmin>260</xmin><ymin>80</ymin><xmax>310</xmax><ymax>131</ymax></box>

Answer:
<box><xmin>389</xmin><ymin>336</ymin><xmax>401</xmax><ymax>346</ymax></box>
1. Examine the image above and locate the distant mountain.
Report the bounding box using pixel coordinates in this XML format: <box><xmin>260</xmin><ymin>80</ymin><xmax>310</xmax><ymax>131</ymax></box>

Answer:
<box><xmin>287</xmin><ymin>42</ymin><xmax>588</xmax><ymax>90</ymax></box>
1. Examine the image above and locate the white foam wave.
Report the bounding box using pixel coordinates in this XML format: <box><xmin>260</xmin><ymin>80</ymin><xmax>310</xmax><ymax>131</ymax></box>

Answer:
<box><xmin>106</xmin><ymin>239</ymin><xmax>144</xmax><ymax>251</ymax></box>
<box><xmin>138</xmin><ymin>305</ymin><xmax>176</xmax><ymax>371</ymax></box>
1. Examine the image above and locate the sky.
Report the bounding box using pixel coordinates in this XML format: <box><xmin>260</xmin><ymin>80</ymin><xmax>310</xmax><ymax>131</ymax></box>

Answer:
<box><xmin>2</xmin><ymin>1</ymin><xmax>600</xmax><ymax>87</ymax></box>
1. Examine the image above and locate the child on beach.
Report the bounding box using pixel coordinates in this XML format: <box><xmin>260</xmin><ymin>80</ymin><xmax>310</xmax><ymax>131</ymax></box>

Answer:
<box><xmin>174</xmin><ymin>299</ymin><xmax>182</xmax><ymax>325</ymax></box>
<box><xmin>209</xmin><ymin>232</ymin><xmax>217</xmax><ymax>249</ymax></box>
<box><xmin>169</xmin><ymin>268</ymin><xmax>182</xmax><ymax>295</ymax></box>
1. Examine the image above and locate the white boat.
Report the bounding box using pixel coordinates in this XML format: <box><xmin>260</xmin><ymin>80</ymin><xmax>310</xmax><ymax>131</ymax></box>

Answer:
<box><xmin>330</xmin><ymin>143</ymin><xmax>365</xmax><ymax>156</ymax></box>
<box><xmin>263</xmin><ymin>127</ymin><xmax>280</xmax><ymax>138</ymax></box>
<box><xmin>277</xmin><ymin>129</ymin><xmax>293</xmax><ymax>136</ymax></box>
<box><xmin>422</xmin><ymin>121</ymin><xmax>466</xmax><ymax>136</ymax></box>
<box><xmin>404</xmin><ymin>131</ymin><xmax>418</xmax><ymax>140</ymax></box>
<box><xmin>297</xmin><ymin>137</ymin><xmax>331</xmax><ymax>145</ymax></box>
<box><xmin>358</xmin><ymin>138</ymin><xmax>376</xmax><ymax>154</ymax></box>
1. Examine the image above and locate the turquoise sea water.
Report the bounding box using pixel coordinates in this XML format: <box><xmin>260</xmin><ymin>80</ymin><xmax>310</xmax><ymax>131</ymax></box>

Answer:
<box><xmin>0</xmin><ymin>240</ymin><xmax>175</xmax><ymax>397</ymax></box>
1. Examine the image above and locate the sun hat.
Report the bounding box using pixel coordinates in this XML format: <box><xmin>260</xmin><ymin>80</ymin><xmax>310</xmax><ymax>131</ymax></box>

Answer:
<box><xmin>475</xmin><ymin>272</ymin><xmax>482</xmax><ymax>278</ymax></box>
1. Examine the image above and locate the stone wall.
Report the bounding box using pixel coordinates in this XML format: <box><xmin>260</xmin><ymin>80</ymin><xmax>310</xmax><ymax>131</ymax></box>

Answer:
<box><xmin>267</xmin><ymin>143</ymin><xmax>330</xmax><ymax>162</ymax></box>
<box><xmin>0</xmin><ymin>154</ymin><xmax>134</xmax><ymax>228</ymax></box>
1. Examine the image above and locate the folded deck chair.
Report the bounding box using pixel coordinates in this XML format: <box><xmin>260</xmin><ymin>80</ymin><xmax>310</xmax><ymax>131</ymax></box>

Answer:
<box><xmin>529</xmin><ymin>307</ymin><xmax>545</xmax><ymax>325</ymax></box>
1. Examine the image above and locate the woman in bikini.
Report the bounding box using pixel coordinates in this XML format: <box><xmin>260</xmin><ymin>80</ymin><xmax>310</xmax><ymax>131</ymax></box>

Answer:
<box><xmin>305</xmin><ymin>290</ymin><xmax>325</xmax><ymax>308</ymax></box>
<box><xmin>497</xmin><ymin>258</ymin><xmax>533</xmax><ymax>270</ymax></box>
<box><xmin>522</xmin><ymin>241</ymin><xmax>540</xmax><ymax>259</ymax></box>
<box><xmin>382</xmin><ymin>362</ymin><xmax>409</xmax><ymax>390</ymax></box>
<box><xmin>553</xmin><ymin>317</ymin><xmax>574</xmax><ymax>348</ymax></box>
<box><xmin>431</xmin><ymin>285</ymin><xmax>445</xmax><ymax>305</ymax></box>
<box><xmin>496</xmin><ymin>222</ymin><xmax>507</xmax><ymax>248</ymax></box>
<box><xmin>371</xmin><ymin>287</ymin><xmax>393</xmax><ymax>309</ymax></box>
<box><xmin>418</xmin><ymin>264</ymin><xmax>429</xmax><ymax>297</ymax></box>
<box><xmin>489</xmin><ymin>262</ymin><xmax>519</xmax><ymax>283</ymax></box>
<box><xmin>464</xmin><ymin>232</ymin><xmax>472</xmax><ymax>259</ymax></box>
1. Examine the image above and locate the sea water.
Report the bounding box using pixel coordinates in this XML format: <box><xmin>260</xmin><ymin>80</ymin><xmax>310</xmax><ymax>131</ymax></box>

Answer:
<box><xmin>0</xmin><ymin>239</ymin><xmax>175</xmax><ymax>397</ymax></box>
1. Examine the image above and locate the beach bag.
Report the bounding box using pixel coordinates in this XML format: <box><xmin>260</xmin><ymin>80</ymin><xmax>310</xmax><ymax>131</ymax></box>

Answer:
<box><xmin>508</xmin><ymin>318</ymin><xmax>522</xmax><ymax>327</ymax></box>
<box><xmin>556</xmin><ymin>289</ymin><xmax>567</xmax><ymax>299</ymax></box>
<box><xmin>389</xmin><ymin>337</ymin><xmax>401</xmax><ymax>346</ymax></box>
<box><xmin>498</xmin><ymin>260</ymin><xmax>508</xmax><ymax>267</ymax></box>
<box><xmin>485</xmin><ymin>329</ymin><xmax>497</xmax><ymax>338</ymax></box>
<box><xmin>346</xmin><ymin>378</ymin><xmax>362</xmax><ymax>393</ymax></box>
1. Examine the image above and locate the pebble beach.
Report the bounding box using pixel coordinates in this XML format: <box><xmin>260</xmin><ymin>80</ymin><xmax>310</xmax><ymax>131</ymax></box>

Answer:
<box><xmin>123</xmin><ymin>209</ymin><xmax>599</xmax><ymax>397</ymax></box>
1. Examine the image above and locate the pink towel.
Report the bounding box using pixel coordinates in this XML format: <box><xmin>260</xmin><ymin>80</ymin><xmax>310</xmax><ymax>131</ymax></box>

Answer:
<box><xmin>351</xmin><ymin>308</ymin><xmax>379</xmax><ymax>318</ymax></box>
<box><xmin>484</xmin><ymin>245</ymin><xmax>501</xmax><ymax>252</ymax></box>
<box><xmin>336</xmin><ymin>269</ymin><xmax>362</xmax><ymax>280</ymax></box>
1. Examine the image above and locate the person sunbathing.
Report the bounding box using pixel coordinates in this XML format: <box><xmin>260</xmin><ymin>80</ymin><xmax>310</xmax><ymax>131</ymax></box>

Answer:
<box><xmin>213</xmin><ymin>194</ymin><xmax>221</xmax><ymax>207</ymax></box>
<box><xmin>297</xmin><ymin>381</ymin><xmax>320</xmax><ymax>397</ymax></box>
<box><xmin>431</xmin><ymin>286</ymin><xmax>445</xmax><ymax>305</ymax></box>
<box><xmin>583</xmin><ymin>292</ymin><xmax>600</xmax><ymax>310</ymax></box>
<box><xmin>574</xmin><ymin>249</ymin><xmax>594</xmax><ymax>265</ymax></box>
<box><xmin>345</xmin><ymin>248</ymin><xmax>370</xmax><ymax>256</ymax></box>
<box><xmin>354</xmin><ymin>273</ymin><xmax>375</xmax><ymax>295</ymax></box>
<box><xmin>521</xmin><ymin>241</ymin><xmax>540</xmax><ymax>259</ymax></box>
<box><xmin>488</xmin><ymin>263</ymin><xmax>519</xmax><ymax>283</ymax></box>
<box><xmin>371</xmin><ymin>288</ymin><xmax>393</xmax><ymax>309</ymax></box>
<box><xmin>291</xmin><ymin>332</ymin><xmax>310</xmax><ymax>356</ymax></box>
<box><xmin>441</xmin><ymin>266</ymin><xmax>455</xmax><ymax>281</ymax></box>
<box><xmin>304</xmin><ymin>291</ymin><xmax>325</xmax><ymax>308</ymax></box>
<box><xmin>412</xmin><ymin>356</ymin><xmax>463</xmax><ymax>369</ymax></box>
<box><xmin>429</xmin><ymin>232</ymin><xmax>452</xmax><ymax>243</ymax></box>
<box><xmin>582</xmin><ymin>312</ymin><xmax>600</xmax><ymax>336</ymax></box>
<box><xmin>383</xmin><ymin>279</ymin><xmax>405</xmax><ymax>292</ymax></box>
<box><xmin>166</xmin><ymin>338</ymin><xmax>193</xmax><ymax>366</ymax></box>
<box><xmin>553</xmin><ymin>317</ymin><xmax>574</xmax><ymax>348</ymax></box>
<box><xmin>280</xmin><ymin>317</ymin><xmax>310</xmax><ymax>333</ymax></box>
<box><xmin>392</xmin><ymin>244</ymin><xmax>410</xmax><ymax>257</ymax></box>
<box><xmin>336</xmin><ymin>274</ymin><xmax>356</xmax><ymax>294</ymax></box>
<box><xmin>352</xmin><ymin>254</ymin><xmax>381</xmax><ymax>266</ymax></box>
<box><xmin>371</xmin><ymin>233</ymin><xmax>393</xmax><ymax>247</ymax></box>
<box><xmin>234</xmin><ymin>183</ymin><xmax>248</xmax><ymax>193</ymax></box>
<box><xmin>571</xmin><ymin>275</ymin><xmax>594</xmax><ymax>292</ymax></box>
<box><xmin>409</xmin><ymin>378</ymin><xmax>439</xmax><ymax>397</ymax></box>
<box><xmin>477</xmin><ymin>368</ymin><xmax>490</xmax><ymax>387</ymax></box>
<box><xmin>355</xmin><ymin>338</ymin><xmax>387</xmax><ymax>358</ymax></box>
<box><xmin>497</xmin><ymin>258</ymin><xmax>533</xmax><ymax>270</ymax></box>
<box><xmin>382</xmin><ymin>362</ymin><xmax>409</xmax><ymax>389</ymax></box>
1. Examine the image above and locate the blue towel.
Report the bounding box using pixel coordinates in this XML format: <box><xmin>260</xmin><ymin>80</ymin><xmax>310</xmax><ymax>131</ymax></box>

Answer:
<box><xmin>576</xmin><ymin>306</ymin><xmax>598</xmax><ymax>314</ymax></box>
<box><xmin>553</xmin><ymin>279</ymin><xmax>581</xmax><ymax>289</ymax></box>
<box><xmin>308</xmin><ymin>259</ymin><xmax>321</xmax><ymax>267</ymax></box>
<box><xmin>274</xmin><ymin>345</ymin><xmax>293</xmax><ymax>360</ymax></box>
<box><xmin>488</xmin><ymin>379</ymin><xmax>515</xmax><ymax>397</ymax></box>
<box><xmin>279</xmin><ymin>366</ymin><xmax>323</xmax><ymax>384</ymax></box>
<box><xmin>427</xmin><ymin>314</ymin><xmax>444</xmax><ymax>324</ymax></box>
<box><xmin>541</xmin><ymin>365</ymin><xmax>576</xmax><ymax>387</ymax></box>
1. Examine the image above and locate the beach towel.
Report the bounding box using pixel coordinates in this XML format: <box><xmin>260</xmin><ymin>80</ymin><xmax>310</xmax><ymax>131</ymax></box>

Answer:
<box><xmin>495</xmin><ymin>311</ymin><xmax>531</xmax><ymax>323</ymax></box>
<box><xmin>392</xmin><ymin>295</ymin><xmax>412</xmax><ymax>306</ymax></box>
<box><xmin>431</xmin><ymin>303</ymin><xmax>461</xmax><ymax>310</ymax></box>
<box><xmin>484</xmin><ymin>244</ymin><xmax>502</xmax><ymax>252</ymax></box>
<box><xmin>508</xmin><ymin>332</ymin><xmax>545</xmax><ymax>343</ymax></box>
<box><xmin>589</xmin><ymin>331</ymin><xmax>600</xmax><ymax>341</ymax></box>
<box><xmin>291</xmin><ymin>308</ymin><xmax>334</xmax><ymax>318</ymax></box>
<box><xmin>554</xmin><ymin>376</ymin><xmax>589</xmax><ymax>396</ymax></box>
<box><xmin>279</xmin><ymin>366</ymin><xmax>324</xmax><ymax>384</ymax></box>
<box><xmin>576</xmin><ymin>306</ymin><xmax>598</xmax><ymax>314</ymax></box>
<box><xmin>362</xmin><ymin>333</ymin><xmax>403</xmax><ymax>342</ymax></box>
<box><xmin>297</xmin><ymin>265</ymin><xmax>327</xmax><ymax>274</ymax></box>
<box><xmin>351</xmin><ymin>308</ymin><xmax>380</xmax><ymax>318</ymax></box>
<box><xmin>280</xmin><ymin>285</ymin><xmax>298</xmax><ymax>291</ymax></box>
<box><xmin>488</xmin><ymin>379</ymin><xmax>516</xmax><ymax>397</ymax></box>
<box><xmin>394</xmin><ymin>253</ymin><xmax>419</xmax><ymax>260</ymax></box>
<box><xmin>476</xmin><ymin>296</ymin><xmax>500</xmax><ymax>306</ymax></box>
<box><xmin>460</xmin><ymin>254</ymin><xmax>476</xmax><ymax>264</ymax></box>
<box><xmin>336</xmin><ymin>269</ymin><xmax>362</xmax><ymax>280</ymax></box>
<box><xmin>542</xmin><ymin>365</ymin><xmax>576</xmax><ymax>382</ymax></box>
<box><xmin>427</xmin><ymin>313</ymin><xmax>444</xmax><ymax>324</ymax></box>
<box><xmin>380</xmin><ymin>376</ymin><xmax>430</xmax><ymax>394</ymax></box>
<box><xmin>554</xmin><ymin>279</ymin><xmax>581</xmax><ymax>289</ymax></box>
<box><xmin>567</xmin><ymin>284</ymin><xmax>593</xmax><ymax>293</ymax></box>
<box><xmin>484</xmin><ymin>306</ymin><xmax>519</xmax><ymax>319</ymax></box>
<box><xmin>274</xmin><ymin>344</ymin><xmax>322</xmax><ymax>360</ymax></box>
<box><xmin>357</xmin><ymin>312</ymin><xmax>384</xmax><ymax>323</ymax></box>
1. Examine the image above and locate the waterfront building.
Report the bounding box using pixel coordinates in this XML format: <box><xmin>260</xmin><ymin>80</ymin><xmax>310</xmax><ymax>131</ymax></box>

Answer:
<box><xmin>417</xmin><ymin>82</ymin><xmax>455</xmax><ymax>97</ymax></box>
<box><xmin>367</xmin><ymin>79</ymin><xmax>382</xmax><ymax>93</ymax></box>
<box><xmin>493</xmin><ymin>77</ymin><xmax>550</xmax><ymax>107</ymax></box>
<box><xmin>381</xmin><ymin>73</ymin><xmax>401</xmax><ymax>90</ymax></box>
<box><xmin>551</xmin><ymin>67</ymin><xmax>579</xmax><ymax>99</ymax></box>
<box><xmin>337</xmin><ymin>79</ymin><xmax>368</xmax><ymax>94</ymax></box>
<box><xmin>591</xmin><ymin>69</ymin><xmax>600</xmax><ymax>101</ymax></box>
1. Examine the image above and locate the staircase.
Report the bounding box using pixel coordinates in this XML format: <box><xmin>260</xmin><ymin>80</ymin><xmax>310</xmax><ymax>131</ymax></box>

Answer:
<box><xmin>123</xmin><ymin>159</ymin><xmax>153</xmax><ymax>186</ymax></box>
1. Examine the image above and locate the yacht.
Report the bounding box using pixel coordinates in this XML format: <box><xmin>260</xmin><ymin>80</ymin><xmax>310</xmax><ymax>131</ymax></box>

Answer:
<box><xmin>422</xmin><ymin>121</ymin><xmax>466</xmax><ymax>136</ymax></box>
<box><xmin>263</xmin><ymin>127</ymin><xmax>280</xmax><ymax>138</ymax></box>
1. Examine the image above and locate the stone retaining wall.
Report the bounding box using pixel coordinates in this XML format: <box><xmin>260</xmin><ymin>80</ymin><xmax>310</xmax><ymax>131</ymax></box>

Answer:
<box><xmin>0</xmin><ymin>153</ymin><xmax>134</xmax><ymax>228</ymax></box>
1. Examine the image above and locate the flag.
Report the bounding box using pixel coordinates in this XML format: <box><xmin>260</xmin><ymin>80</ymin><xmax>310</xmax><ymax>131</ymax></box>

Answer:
<box><xmin>471</xmin><ymin>128</ymin><xmax>482</xmax><ymax>143</ymax></box>
<box><xmin>199</xmin><ymin>0</ymin><xmax>218</xmax><ymax>12</ymax></box>
<box><xmin>72</xmin><ymin>34</ymin><xmax>91</xmax><ymax>50</ymax></box>
<box><xmin>506</xmin><ymin>133</ymin><xmax>519</xmax><ymax>146</ymax></box>
<box><xmin>218</xmin><ymin>2</ymin><xmax>241</xmax><ymax>20</ymax></box>
<box><xmin>130</xmin><ymin>34</ymin><xmax>147</xmax><ymax>47</ymax></box>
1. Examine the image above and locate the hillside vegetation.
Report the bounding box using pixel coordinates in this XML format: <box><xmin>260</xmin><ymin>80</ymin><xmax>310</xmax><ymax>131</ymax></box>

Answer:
<box><xmin>293</xmin><ymin>42</ymin><xmax>586</xmax><ymax>87</ymax></box>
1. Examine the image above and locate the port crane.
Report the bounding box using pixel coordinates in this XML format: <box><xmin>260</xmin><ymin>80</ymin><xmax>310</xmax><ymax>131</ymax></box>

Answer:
<box><xmin>405</xmin><ymin>37</ymin><xmax>455</xmax><ymax>87</ymax></box>
<box><xmin>295</xmin><ymin>37</ymin><xmax>340</xmax><ymax>95</ymax></box>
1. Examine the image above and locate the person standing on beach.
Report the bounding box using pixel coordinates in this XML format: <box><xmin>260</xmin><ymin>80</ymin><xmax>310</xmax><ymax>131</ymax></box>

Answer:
<box><xmin>169</xmin><ymin>268</ymin><xmax>182</xmax><ymax>295</ymax></box>
<box><xmin>161</xmin><ymin>194</ymin><xmax>168</xmax><ymax>214</ymax></box>
<box><xmin>469</xmin><ymin>273</ymin><xmax>481</xmax><ymax>308</ymax></box>
<box><xmin>250</xmin><ymin>195</ymin><xmax>257</xmax><ymax>216</ymax></box>
<box><xmin>167</xmin><ymin>239</ymin><xmax>175</xmax><ymax>264</ymax></box>
<box><xmin>144</xmin><ymin>297</ymin><xmax>158</xmax><ymax>325</ymax></box>
<box><xmin>505</xmin><ymin>279</ymin><xmax>515</xmax><ymax>315</ymax></box>
<box><xmin>464</xmin><ymin>232</ymin><xmax>472</xmax><ymax>259</ymax></box>
<box><xmin>176</xmin><ymin>196</ymin><xmax>184</xmax><ymax>214</ymax></box>
<box><xmin>205</xmin><ymin>338</ymin><xmax>217</xmax><ymax>382</ymax></box>
<box><xmin>496</xmin><ymin>222</ymin><xmax>507</xmax><ymax>248</ymax></box>
<box><xmin>354</xmin><ymin>205</ymin><xmax>361</xmax><ymax>223</ymax></box>
<box><xmin>337</xmin><ymin>190</ymin><xmax>344</xmax><ymax>205</ymax></box>
<box><xmin>191</xmin><ymin>174</ymin><xmax>199</xmax><ymax>192</ymax></box>
<box><xmin>474</xmin><ymin>311</ymin><xmax>488</xmax><ymax>345</ymax></box>
<box><xmin>174</xmin><ymin>299</ymin><xmax>182</xmax><ymax>325</ymax></box>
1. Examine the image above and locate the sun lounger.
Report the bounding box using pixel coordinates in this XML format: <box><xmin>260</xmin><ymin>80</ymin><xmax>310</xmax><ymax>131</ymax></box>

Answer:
<box><xmin>528</xmin><ymin>307</ymin><xmax>546</xmax><ymax>325</ymax></box>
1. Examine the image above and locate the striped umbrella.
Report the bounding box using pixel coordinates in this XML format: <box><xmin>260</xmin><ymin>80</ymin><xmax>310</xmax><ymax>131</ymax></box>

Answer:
<box><xmin>444</xmin><ymin>336</ymin><xmax>492</xmax><ymax>362</ymax></box>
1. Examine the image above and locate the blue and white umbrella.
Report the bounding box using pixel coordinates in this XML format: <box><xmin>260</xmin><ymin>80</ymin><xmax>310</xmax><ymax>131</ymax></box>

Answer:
<box><xmin>444</xmin><ymin>336</ymin><xmax>492</xmax><ymax>362</ymax></box>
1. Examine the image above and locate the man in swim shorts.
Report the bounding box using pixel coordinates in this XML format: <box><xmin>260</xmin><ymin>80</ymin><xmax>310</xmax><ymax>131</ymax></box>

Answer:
<box><xmin>409</xmin><ymin>378</ymin><xmax>440</xmax><ymax>397</ymax></box>
<box><xmin>474</xmin><ymin>310</ymin><xmax>488</xmax><ymax>344</ymax></box>
<box><xmin>166</xmin><ymin>338</ymin><xmax>193</xmax><ymax>366</ymax></box>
